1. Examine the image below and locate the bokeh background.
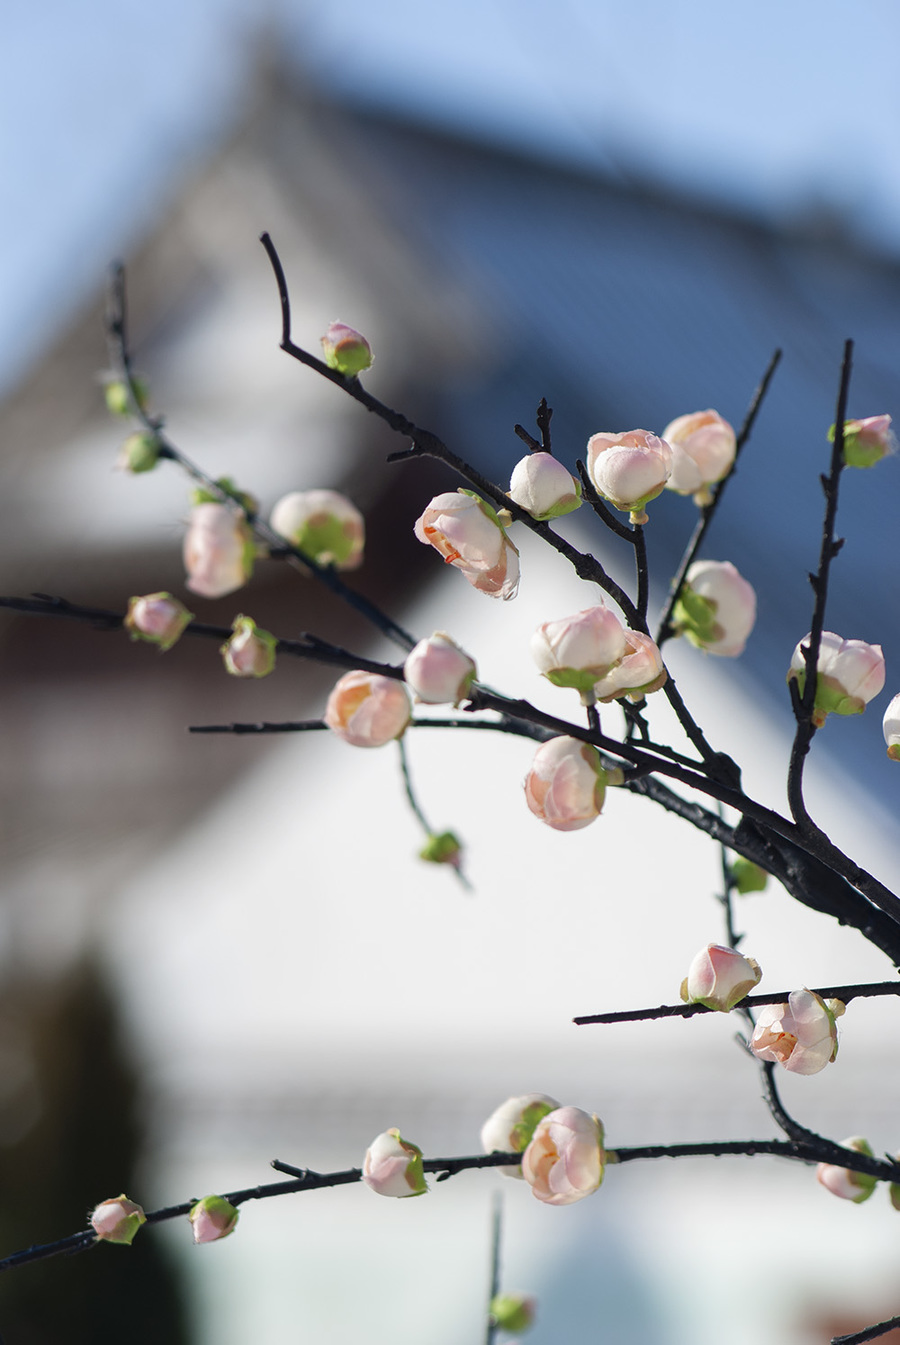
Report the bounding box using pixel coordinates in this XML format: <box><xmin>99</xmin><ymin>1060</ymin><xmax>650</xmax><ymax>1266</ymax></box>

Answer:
<box><xmin>2</xmin><ymin>3</ymin><xmax>900</xmax><ymax>1342</ymax></box>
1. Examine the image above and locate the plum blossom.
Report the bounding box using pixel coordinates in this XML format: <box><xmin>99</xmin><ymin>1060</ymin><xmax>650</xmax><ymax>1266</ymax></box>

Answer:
<box><xmin>680</xmin><ymin>943</ymin><xmax>761</xmax><ymax>1013</ymax></box>
<box><xmin>404</xmin><ymin>632</ymin><xmax>477</xmax><ymax>705</ymax></box>
<box><xmin>320</xmin><ymin>322</ymin><xmax>373</xmax><ymax>377</ymax></box>
<box><xmin>220</xmin><ymin>616</ymin><xmax>277</xmax><ymax>678</ymax></box>
<box><xmin>663</xmin><ymin>409</ymin><xmax>736</xmax><ymax>502</ymax></box>
<box><xmin>591</xmin><ymin>630</ymin><xmax>667</xmax><ymax>702</ymax></box>
<box><xmin>672</xmin><ymin>560</ymin><xmax>756</xmax><ymax>657</ymax></box>
<box><xmin>832</xmin><ymin>415</ymin><xmax>896</xmax><ymax>468</ymax></box>
<box><xmin>90</xmin><ymin>1195</ymin><xmax>146</xmax><ymax>1246</ymax></box>
<box><xmin>362</xmin><ymin>1129</ymin><xmax>427</xmax><ymax>1197</ymax></box>
<box><xmin>481</xmin><ymin>1094</ymin><xmax>560</xmax><ymax>1177</ymax></box>
<box><xmin>189</xmin><ymin>1195</ymin><xmax>239</xmax><ymax>1244</ymax></box>
<box><xmin>125</xmin><ymin>593</ymin><xmax>193</xmax><ymax>651</ymax></box>
<box><xmin>324</xmin><ymin>670</ymin><xmax>412</xmax><ymax>747</ymax></box>
<box><xmin>521</xmin><ymin>1106</ymin><xmax>605</xmax><ymax>1206</ymax></box>
<box><xmin>749</xmin><ymin>989</ymin><xmax>844</xmax><ymax>1075</ymax></box>
<box><xmin>270</xmin><ymin>489</ymin><xmax>364</xmax><ymax>570</ymax></box>
<box><xmin>883</xmin><ymin>692</ymin><xmax>900</xmax><ymax>760</ymax></box>
<box><xmin>816</xmin><ymin>1138</ymin><xmax>877</xmax><ymax>1203</ymax></box>
<box><xmin>524</xmin><ymin>737</ymin><xmax>608</xmax><ymax>831</ymax></box>
<box><xmin>183</xmin><ymin>502</ymin><xmax>253</xmax><ymax>599</ymax></box>
<box><xmin>531</xmin><ymin>606</ymin><xmax>626</xmax><ymax>699</ymax></box>
<box><xmin>585</xmin><ymin>429</ymin><xmax>672</xmax><ymax>522</ymax></box>
<box><xmin>788</xmin><ymin>632</ymin><xmax>885</xmax><ymax>726</ymax></box>
<box><xmin>508</xmin><ymin>453</ymin><xmax>581</xmax><ymax>520</ymax></box>
<box><xmin>414</xmin><ymin>491</ymin><xmax>519</xmax><ymax>599</ymax></box>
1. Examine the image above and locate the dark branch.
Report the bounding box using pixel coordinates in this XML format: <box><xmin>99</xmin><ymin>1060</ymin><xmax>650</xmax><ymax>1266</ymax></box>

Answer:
<box><xmin>573</xmin><ymin>979</ymin><xmax>900</xmax><ymax>1025</ymax></box>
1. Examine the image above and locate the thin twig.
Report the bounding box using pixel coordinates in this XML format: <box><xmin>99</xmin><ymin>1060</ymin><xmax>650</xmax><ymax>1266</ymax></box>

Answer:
<box><xmin>657</xmin><ymin>348</ymin><xmax>782</xmax><ymax>646</ymax></box>
<box><xmin>573</xmin><ymin>979</ymin><xmax>900</xmax><ymax>1025</ymax></box>
<box><xmin>484</xmin><ymin>1194</ymin><xmax>503</xmax><ymax>1345</ymax></box>
<box><xmin>833</xmin><ymin>1314</ymin><xmax>900</xmax><ymax>1345</ymax></box>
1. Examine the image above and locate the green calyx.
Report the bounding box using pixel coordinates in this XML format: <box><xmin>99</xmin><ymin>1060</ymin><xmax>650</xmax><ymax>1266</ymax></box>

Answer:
<box><xmin>671</xmin><ymin>585</ymin><xmax>720</xmax><ymax>650</ymax></box>
<box><xmin>508</xmin><ymin>1100</ymin><xmax>556</xmax><ymax>1154</ymax></box>
<box><xmin>490</xmin><ymin>1295</ymin><xmax>535</xmax><ymax>1334</ymax></box>
<box><xmin>297</xmin><ymin>515</ymin><xmax>359</xmax><ymax>568</ymax></box>
<box><xmin>419</xmin><ymin>832</ymin><xmax>462</xmax><ymax>866</ymax></box>
<box><xmin>730</xmin><ymin>857</ymin><xmax>769</xmax><ymax>894</ymax></box>
<box><xmin>191</xmin><ymin>478</ymin><xmax>258</xmax><ymax>515</ymax></box>
<box><xmin>119</xmin><ymin>432</ymin><xmax>161</xmax><ymax>474</ymax></box>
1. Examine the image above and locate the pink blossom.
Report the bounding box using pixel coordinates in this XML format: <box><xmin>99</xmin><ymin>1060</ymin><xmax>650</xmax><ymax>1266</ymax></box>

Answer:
<box><xmin>481</xmin><ymin>1094</ymin><xmax>560</xmax><ymax>1177</ymax></box>
<box><xmin>362</xmin><ymin>1129</ymin><xmax>428</xmax><ymax>1197</ymax></box>
<box><xmin>189</xmin><ymin>1195</ymin><xmax>239</xmax><ymax>1244</ymax></box>
<box><xmin>521</xmin><ymin>1106</ymin><xmax>605</xmax><ymax>1206</ymax></box>
<box><xmin>414</xmin><ymin>491</ymin><xmax>519</xmax><ymax>599</ymax></box>
<box><xmin>270</xmin><ymin>489</ymin><xmax>364</xmax><ymax>570</ymax></box>
<box><xmin>662</xmin><ymin>410</ymin><xmax>736</xmax><ymax>500</ymax></box>
<box><xmin>680</xmin><ymin>943</ymin><xmax>761</xmax><ymax>1013</ymax></box>
<box><xmin>324</xmin><ymin>670</ymin><xmax>412</xmax><ymax>747</ymax></box>
<box><xmin>592</xmin><ymin>630</ymin><xmax>667</xmax><ymax>702</ymax></box>
<box><xmin>750</xmin><ymin>989</ymin><xmax>844</xmax><ymax>1075</ymax></box>
<box><xmin>816</xmin><ymin>1138</ymin><xmax>877</xmax><ymax>1203</ymax></box>
<box><xmin>508</xmin><ymin>453</ymin><xmax>581</xmax><ymax>520</ymax></box>
<box><xmin>789</xmin><ymin>632</ymin><xmax>885</xmax><ymax>724</ymax></box>
<box><xmin>124</xmin><ymin>593</ymin><xmax>193</xmax><ymax>651</ymax></box>
<box><xmin>531</xmin><ymin>606</ymin><xmax>626</xmax><ymax>698</ymax></box>
<box><xmin>836</xmin><ymin>415</ymin><xmax>896</xmax><ymax>468</ymax></box>
<box><xmin>220</xmin><ymin>616</ymin><xmax>277</xmax><ymax>678</ymax></box>
<box><xmin>524</xmin><ymin>737</ymin><xmax>607</xmax><ymax>831</ymax></box>
<box><xmin>404</xmin><ymin>632</ymin><xmax>477</xmax><ymax>705</ymax></box>
<box><xmin>585</xmin><ymin>430</ymin><xmax>672</xmax><ymax>520</ymax></box>
<box><xmin>674</xmin><ymin>560</ymin><xmax>756</xmax><ymax>657</ymax></box>
<box><xmin>183</xmin><ymin>502</ymin><xmax>253</xmax><ymax>599</ymax></box>
<box><xmin>320</xmin><ymin>322</ymin><xmax>373</xmax><ymax>377</ymax></box>
<box><xmin>90</xmin><ymin>1195</ymin><xmax>146</xmax><ymax>1245</ymax></box>
<box><xmin>883</xmin><ymin>692</ymin><xmax>900</xmax><ymax>760</ymax></box>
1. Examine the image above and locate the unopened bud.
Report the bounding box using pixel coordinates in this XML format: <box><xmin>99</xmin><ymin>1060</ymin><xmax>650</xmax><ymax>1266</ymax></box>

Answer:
<box><xmin>481</xmin><ymin>1094</ymin><xmax>559</xmax><ymax>1177</ymax></box>
<box><xmin>508</xmin><ymin>453</ymin><xmax>581</xmax><ymax>520</ymax></box>
<box><xmin>788</xmin><ymin>632</ymin><xmax>885</xmax><ymax>725</ymax></box>
<box><xmin>816</xmin><ymin>1138</ymin><xmax>877</xmax><ymax>1203</ymax></box>
<box><xmin>490</xmin><ymin>1294</ymin><xmax>536</xmax><ymax>1334</ymax></box>
<box><xmin>362</xmin><ymin>1129</ymin><xmax>428</xmax><ymax>1197</ymax></box>
<box><xmin>419</xmin><ymin>831</ymin><xmax>462</xmax><ymax>868</ymax></box>
<box><xmin>117</xmin><ymin>431</ymin><xmax>161</xmax><ymax>474</ymax></box>
<box><xmin>324</xmin><ymin>670</ymin><xmax>412</xmax><ymax>747</ymax></box>
<box><xmin>672</xmin><ymin>560</ymin><xmax>756</xmax><ymax>657</ymax></box>
<box><xmin>105</xmin><ymin>378</ymin><xmax>149</xmax><ymax>417</ymax></box>
<box><xmin>680</xmin><ymin>943</ymin><xmax>762</xmax><ymax>1013</ymax></box>
<box><xmin>404</xmin><ymin>632</ymin><xmax>476</xmax><ymax>705</ymax></box>
<box><xmin>189</xmin><ymin>1195</ymin><xmax>239</xmax><ymax>1244</ymax></box>
<box><xmin>884</xmin><ymin>693</ymin><xmax>900</xmax><ymax>761</ymax></box>
<box><xmin>270</xmin><ymin>490</ymin><xmax>365</xmax><ymax>571</ymax></box>
<box><xmin>831</xmin><ymin>415</ymin><xmax>896</xmax><ymax>468</ymax></box>
<box><xmin>125</xmin><ymin>593</ymin><xmax>193</xmax><ymax>651</ymax></box>
<box><xmin>221</xmin><ymin>616</ymin><xmax>277</xmax><ymax>678</ymax></box>
<box><xmin>321</xmin><ymin>322</ymin><xmax>373</xmax><ymax>377</ymax></box>
<box><xmin>91</xmin><ymin>1194</ymin><xmax>146</xmax><ymax>1246</ymax></box>
<box><xmin>730</xmin><ymin>857</ymin><xmax>768</xmax><ymax>893</ymax></box>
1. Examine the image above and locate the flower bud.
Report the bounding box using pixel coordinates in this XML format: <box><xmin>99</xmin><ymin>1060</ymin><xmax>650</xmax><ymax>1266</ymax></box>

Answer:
<box><xmin>788</xmin><ymin>632</ymin><xmax>885</xmax><ymax>726</ymax></box>
<box><xmin>324</xmin><ymin>670</ymin><xmax>412</xmax><ymax>747</ymax></box>
<box><xmin>662</xmin><ymin>410</ymin><xmax>736</xmax><ymax>503</ymax></box>
<box><xmin>404</xmin><ymin>632</ymin><xmax>476</xmax><ymax>705</ymax></box>
<box><xmin>591</xmin><ymin>630</ymin><xmax>667</xmax><ymax>702</ymax></box>
<box><xmin>680</xmin><ymin>943</ymin><xmax>762</xmax><ymax>1013</ymax></box>
<box><xmin>508</xmin><ymin>453</ymin><xmax>581</xmax><ymax>520</ymax></box>
<box><xmin>729</xmin><ymin>857</ymin><xmax>769</xmax><ymax>894</ymax></box>
<box><xmin>183</xmin><ymin>502</ymin><xmax>254</xmax><ymax>599</ymax></box>
<box><xmin>90</xmin><ymin>1194</ymin><xmax>146</xmax><ymax>1246</ymax></box>
<box><xmin>521</xmin><ymin>737</ymin><xmax>608</xmax><ymax>828</ymax></box>
<box><xmin>816</xmin><ymin>1137</ymin><xmax>877</xmax><ymax>1203</ymax></box>
<box><xmin>270</xmin><ymin>490</ymin><xmax>364</xmax><ymax>571</ymax></box>
<box><xmin>749</xmin><ymin>989</ymin><xmax>844</xmax><ymax>1075</ymax></box>
<box><xmin>419</xmin><ymin>831</ymin><xmax>463</xmax><ymax>868</ymax></box>
<box><xmin>189</xmin><ymin>1195</ymin><xmax>239</xmax><ymax>1244</ymax></box>
<box><xmin>531</xmin><ymin>606</ymin><xmax>626</xmax><ymax>698</ymax></box>
<box><xmin>883</xmin><ymin>693</ymin><xmax>900</xmax><ymax>760</ymax></box>
<box><xmin>481</xmin><ymin>1094</ymin><xmax>560</xmax><ymax>1177</ymax></box>
<box><xmin>414</xmin><ymin>491</ymin><xmax>519</xmax><ymax>600</ymax></box>
<box><xmin>672</xmin><ymin>560</ymin><xmax>756</xmax><ymax>657</ymax></box>
<box><xmin>521</xmin><ymin>1106</ymin><xmax>604</xmax><ymax>1206</ymax></box>
<box><xmin>321</xmin><ymin>322</ymin><xmax>373</xmax><ymax>377</ymax></box>
<box><xmin>124</xmin><ymin>593</ymin><xmax>193</xmax><ymax>651</ymax></box>
<box><xmin>105</xmin><ymin>377</ymin><xmax>149</xmax><ymax>417</ymax></box>
<box><xmin>489</xmin><ymin>1294</ymin><xmax>536</xmax><ymax>1334</ymax></box>
<box><xmin>116</xmin><ymin>431</ymin><xmax>161</xmax><ymax>474</ymax></box>
<box><xmin>191</xmin><ymin>477</ymin><xmax>259</xmax><ymax>516</ymax></box>
<box><xmin>831</xmin><ymin>415</ymin><xmax>896</xmax><ymax>468</ymax></box>
<box><xmin>585</xmin><ymin>430</ymin><xmax>672</xmax><ymax>522</ymax></box>
<box><xmin>524</xmin><ymin>737</ymin><xmax>608</xmax><ymax>831</ymax></box>
<box><xmin>362</xmin><ymin>1128</ymin><xmax>428</xmax><ymax>1197</ymax></box>
<box><xmin>220</xmin><ymin>616</ymin><xmax>277</xmax><ymax>678</ymax></box>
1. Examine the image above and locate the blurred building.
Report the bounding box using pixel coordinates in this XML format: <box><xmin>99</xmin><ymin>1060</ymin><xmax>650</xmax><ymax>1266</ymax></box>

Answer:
<box><xmin>1</xmin><ymin>51</ymin><xmax>900</xmax><ymax>1345</ymax></box>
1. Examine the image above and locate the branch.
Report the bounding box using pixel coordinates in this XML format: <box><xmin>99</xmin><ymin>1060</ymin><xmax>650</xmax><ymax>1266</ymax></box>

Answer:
<box><xmin>656</xmin><ymin>348</ymin><xmax>782</xmax><ymax>646</ymax></box>
<box><xmin>107</xmin><ymin>264</ymin><xmax>416</xmax><ymax>654</ymax></box>
<box><xmin>833</xmin><ymin>1315</ymin><xmax>900</xmax><ymax>1345</ymax></box>
<box><xmin>573</xmin><ymin>980</ymin><xmax>900</xmax><ymax>1025</ymax></box>
<box><xmin>787</xmin><ymin>339</ymin><xmax>853</xmax><ymax>830</ymax></box>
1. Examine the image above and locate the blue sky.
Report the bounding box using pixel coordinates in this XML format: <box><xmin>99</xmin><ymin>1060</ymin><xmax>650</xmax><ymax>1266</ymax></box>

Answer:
<box><xmin>3</xmin><ymin>0</ymin><xmax>900</xmax><ymax>396</ymax></box>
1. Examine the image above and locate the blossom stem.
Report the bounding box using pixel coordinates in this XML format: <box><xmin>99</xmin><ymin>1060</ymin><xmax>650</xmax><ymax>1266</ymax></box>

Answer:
<box><xmin>656</xmin><ymin>347</ymin><xmax>782</xmax><ymax>647</ymax></box>
<box><xmin>485</xmin><ymin>1194</ymin><xmax>503</xmax><ymax>1345</ymax></box>
<box><xmin>573</xmin><ymin>979</ymin><xmax>900</xmax><ymax>1025</ymax></box>
<box><xmin>787</xmin><ymin>339</ymin><xmax>853</xmax><ymax>832</ymax></box>
<box><xmin>107</xmin><ymin>263</ymin><xmax>417</xmax><ymax>654</ymax></box>
<box><xmin>832</xmin><ymin>1313</ymin><xmax>900</xmax><ymax>1344</ymax></box>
